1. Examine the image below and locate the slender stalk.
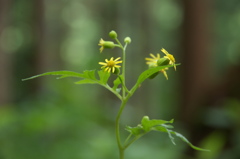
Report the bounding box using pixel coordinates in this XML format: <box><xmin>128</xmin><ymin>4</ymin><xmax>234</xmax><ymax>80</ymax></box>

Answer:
<box><xmin>115</xmin><ymin>100</ymin><xmax>126</xmax><ymax>159</ymax></box>
<box><xmin>114</xmin><ymin>38</ymin><xmax>129</xmax><ymax>159</ymax></box>
<box><xmin>121</xmin><ymin>45</ymin><xmax>127</xmax><ymax>98</ymax></box>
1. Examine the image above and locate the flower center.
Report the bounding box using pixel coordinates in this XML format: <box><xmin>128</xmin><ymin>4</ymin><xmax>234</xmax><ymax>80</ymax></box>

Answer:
<box><xmin>107</xmin><ymin>61</ymin><xmax>115</xmax><ymax>67</ymax></box>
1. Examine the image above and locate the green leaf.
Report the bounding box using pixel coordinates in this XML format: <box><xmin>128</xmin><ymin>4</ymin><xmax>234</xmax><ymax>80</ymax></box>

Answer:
<box><xmin>112</xmin><ymin>76</ymin><xmax>122</xmax><ymax>91</ymax></box>
<box><xmin>98</xmin><ymin>70</ymin><xmax>110</xmax><ymax>84</ymax></box>
<box><xmin>22</xmin><ymin>71</ymin><xmax>86</xmax><ymax>81</ymax></box>
<box><xmin>75</xmin><ymin>79</ymin><xmax>98</xmax><ymax>84</ymax></box>
<box><xmin>169</xmin><ymin>131</ymin><xmax>210</xmax><ymax>151</ymax></box>
<box><xmin>141</xmin><ymin>116</ymin><xmax>174</xmax><ymax>132</ymax></box>
<box><xmin>130</xmin><ymin>65</ymin><xmax>177</xmax><ymax>93</ymax></box>
<box><xmin>125</xmin><ymin>125</ymin><xmax>144</xmax><ymax>136</ymax></box>
<box><xmin>82</xmin><ymin>70</ymin><xmax>97</xmax><ymax>80</ymax></box>
<box><xmin>126</xmin><ymin>115</ymin><xmax>209</xmax><ymax>151</ymax></box>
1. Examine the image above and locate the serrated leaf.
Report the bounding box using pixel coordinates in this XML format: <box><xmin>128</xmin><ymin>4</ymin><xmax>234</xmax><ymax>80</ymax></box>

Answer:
<box><xmin>22</xmin><ymin>71</ymin><xmax>86</xmax><ymax>81</ymax></box>
<box><xmin>83</xmin><ymin>70</ymin><xmax>97</xmax><ymax>80</ymax></box>
<box><xmin>98</xmin><ymin>70</ymin><xmax>110</xmax><ymax>84</ymax></box>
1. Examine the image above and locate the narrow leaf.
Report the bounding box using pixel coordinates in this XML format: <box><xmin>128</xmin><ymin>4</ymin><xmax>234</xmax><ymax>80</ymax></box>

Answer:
<box><xmin>22</xmin><ymin>71</ymin><xmax>85</xmax><ymax>81</ymax></box>
<box><xmin>130</xmin><ymin>65</ymin><xmax>178</xmax><ymax>93</ymax></box>
<box><xmin>170</xmin><ymin>130</ymin><xmax>210</xmax><ymax>151</ymax></box>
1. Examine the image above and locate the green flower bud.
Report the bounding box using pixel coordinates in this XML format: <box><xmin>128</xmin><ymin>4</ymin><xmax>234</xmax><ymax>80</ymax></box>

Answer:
<box><xmin>109</xmin><ymin>30</ymin><xmax>118</xmax><ymax>39</ymax></box>
<box><xmin>103</xmin><ymin>41</ymin><xmax>115</xmax><ymax>49</ymax></box>
<box><xmin>98</xmin><ymin>38</ymin><xmax>116</xmax><ymax>53</ymax></box>
<box><xmin>124</xmin><ymin>37</ymin><xmax>131</xmax><ymax>44</ymax></box>
<box><xmin>157</xmin><ymin>58</ymin><xmax>170</xmax><ymax>66</ymax></box>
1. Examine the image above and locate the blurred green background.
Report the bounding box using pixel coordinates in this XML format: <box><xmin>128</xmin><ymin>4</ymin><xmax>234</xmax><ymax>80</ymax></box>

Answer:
<box><xmin>0</xmin><ymin>0</ymin><xmax>240</xmax><ymax>159</ymax></box>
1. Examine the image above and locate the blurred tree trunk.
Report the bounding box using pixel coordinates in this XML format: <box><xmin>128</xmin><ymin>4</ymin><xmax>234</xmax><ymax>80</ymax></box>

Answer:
<box><xmin>180</xmin><ymin>0</ymin><xmax>211</xmax><ymax>125</ymax></box>
<box><xmin>30</xmin><ymin>0</ymin><xmax>47</xmax><ymax>95</ymax></box>
<box><xmin>0</xmin><ymin>0</ymin><xmax>12</xmax><ymax>105</ymax></box>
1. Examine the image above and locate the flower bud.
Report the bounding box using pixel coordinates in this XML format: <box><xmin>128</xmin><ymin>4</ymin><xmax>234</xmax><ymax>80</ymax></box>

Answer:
<box><xmin>103</xmin><ymin>41</ymin><xmax>115</xmax><ymax>49</ymax></box>
<box><xmin>157</xmin><ymin>58</ymin><xmax>170</xmax><ymax>66</ymax></box>
<box><xmin>124</xmin><ymin>37</ymin><xmax>131</xmax><ymax>44</ymax></box>
<box><xmin>109</xmin><ymin>30</ymin><xmax>118</xmax><ymax>39</ymax></box>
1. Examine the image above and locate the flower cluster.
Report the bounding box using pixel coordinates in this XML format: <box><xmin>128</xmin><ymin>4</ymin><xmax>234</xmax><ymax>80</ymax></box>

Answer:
<box><xmin>98</xmin><ymin>30</ymin><xmax>176</xmax><ymax>80</ymax></box>
<box><xmin>145</xmin><ymin>48</ymin><xmax>176</xmax><ymax>80</ymax></box>
<box><xmin>97</xmin><ymin>31</ymin><xmax>125</xmax><ymax>75</ymax></box>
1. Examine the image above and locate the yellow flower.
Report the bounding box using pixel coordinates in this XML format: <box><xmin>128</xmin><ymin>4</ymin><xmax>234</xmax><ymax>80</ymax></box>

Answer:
<box><xmin>145</xmin><ymin>53</ymin><xmax>160</xmax><ymax>67</ymax></box>
<box><xmin>145</xmin><ymin>53</ymin><xmax>169</xmax><ymax>80</ymax></box>
<box><xmin>161</xmin><ymin>48</ymin><xmax>176</xmax><ymax>71</ymax></box>
<box><xmin>99</xmin><ymin>57</ymin><xmax>122</xmax><ymax>73</ymax></box>
<box><xmin>98</xmin><ymin>38</ymin><xmax>115</xmax><ymax>53</ymax></box>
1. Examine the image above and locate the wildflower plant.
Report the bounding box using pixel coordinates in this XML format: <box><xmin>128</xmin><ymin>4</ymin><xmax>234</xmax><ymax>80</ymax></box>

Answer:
<box><xmin>23</xmin><ymin>30</ymin><xmax>209</xmax><ymax>159</ymax></box>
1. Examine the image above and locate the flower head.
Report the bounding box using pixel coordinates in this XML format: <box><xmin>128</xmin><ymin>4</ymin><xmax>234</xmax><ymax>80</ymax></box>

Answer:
<box><xmin>145</xmin><ymin>53</ymin><xmax>161</xmax><ymax>67</ymax></box>
<box><xmin>145</xmin><ymin>53</ymin><xmax>169</xmax><ymax>80</ymax></box>
<box><xmin>161</xmin><ymin>48</ymin><xmax>176</xmax><ymax>71</ymax></box>
<box><xmin>98</xmin><ymin>38</ymin><xmax>115</xmax><ymax>53</ymax></box>
<box><xmin>99</xmin><ymin>57</ymin><xmax>122</xmax><ymax>73</ymax></box>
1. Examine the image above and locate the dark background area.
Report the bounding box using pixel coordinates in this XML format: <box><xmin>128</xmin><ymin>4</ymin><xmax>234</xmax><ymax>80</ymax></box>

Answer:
<box><xmin>0</xmin><ymin>0</ymin><xmax>240</xmax><ymax>159</ymax></box>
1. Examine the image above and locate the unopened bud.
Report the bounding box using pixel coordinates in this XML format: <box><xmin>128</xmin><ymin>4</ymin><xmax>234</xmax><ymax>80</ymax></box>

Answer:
<box><xmin>124</xmin><ymin>37</ymin><xmax>131</xmax><ymax>44</ymax></box>
<box><xmin>109</xmin><ymin>30</ymin><xmax>118</xmax><ymax>39</ymax></box>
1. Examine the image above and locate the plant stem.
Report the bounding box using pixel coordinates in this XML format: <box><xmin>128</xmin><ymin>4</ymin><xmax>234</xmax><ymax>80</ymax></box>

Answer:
<box><xmin>114</xmin><ymin>38</ymin><xmax>130</xmax><ymax>159</ymax></box>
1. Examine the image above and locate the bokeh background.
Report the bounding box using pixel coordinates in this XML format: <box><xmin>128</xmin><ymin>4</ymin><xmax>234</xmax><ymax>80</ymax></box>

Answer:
<box><xmin>0</xmin><ymin>0</ymin><xmax>240</xmax><ymax>159</ymax></box>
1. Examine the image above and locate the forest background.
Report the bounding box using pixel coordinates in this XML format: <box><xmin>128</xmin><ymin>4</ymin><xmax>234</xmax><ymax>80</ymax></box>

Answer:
<box><xmin>0</xmin><ymin>0</ymin><xmax>240</xmax><ymax>159</ymax></box>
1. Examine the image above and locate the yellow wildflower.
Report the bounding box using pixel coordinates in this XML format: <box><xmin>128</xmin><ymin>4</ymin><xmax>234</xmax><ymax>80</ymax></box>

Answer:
<box><xmin>161</xmin><ymin>48</ymin><xmax>176</xmax><ymax>71</ymax></box>
<box><xmin>99</xmin><ymin>57</ymin><xmax>122</xmax><ymax>73</ymax></box>
<box><xmin>145</xmin><ymin>53</ymin><xmax>160</xmax><ymax>67</ymax></box>
<box><xmin>145</xmin><ymin>53</ymin><xmax>169</xmax><ymax>80</ymax></box>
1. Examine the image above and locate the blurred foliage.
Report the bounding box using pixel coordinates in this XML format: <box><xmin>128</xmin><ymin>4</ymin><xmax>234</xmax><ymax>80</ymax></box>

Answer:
<box><xmin>0</xmin><ymin>0</ymin><xmax>240</xmax><ymax>158</ymax></box>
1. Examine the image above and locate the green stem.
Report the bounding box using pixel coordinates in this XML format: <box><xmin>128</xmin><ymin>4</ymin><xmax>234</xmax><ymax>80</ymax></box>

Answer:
<box><xmin>102</xmin><ymin>84</ymin><xmax>122</xmax><ymax>100</ymax></box>
<box><xmin>115</xmin><ymin>100</ymin><xmax>126</xmax><ymax>159</ymax></box>
<box><xmin>114</xmin><ymin>38</ymin><xmax>130</xmax><ymax>159</ymax></box>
